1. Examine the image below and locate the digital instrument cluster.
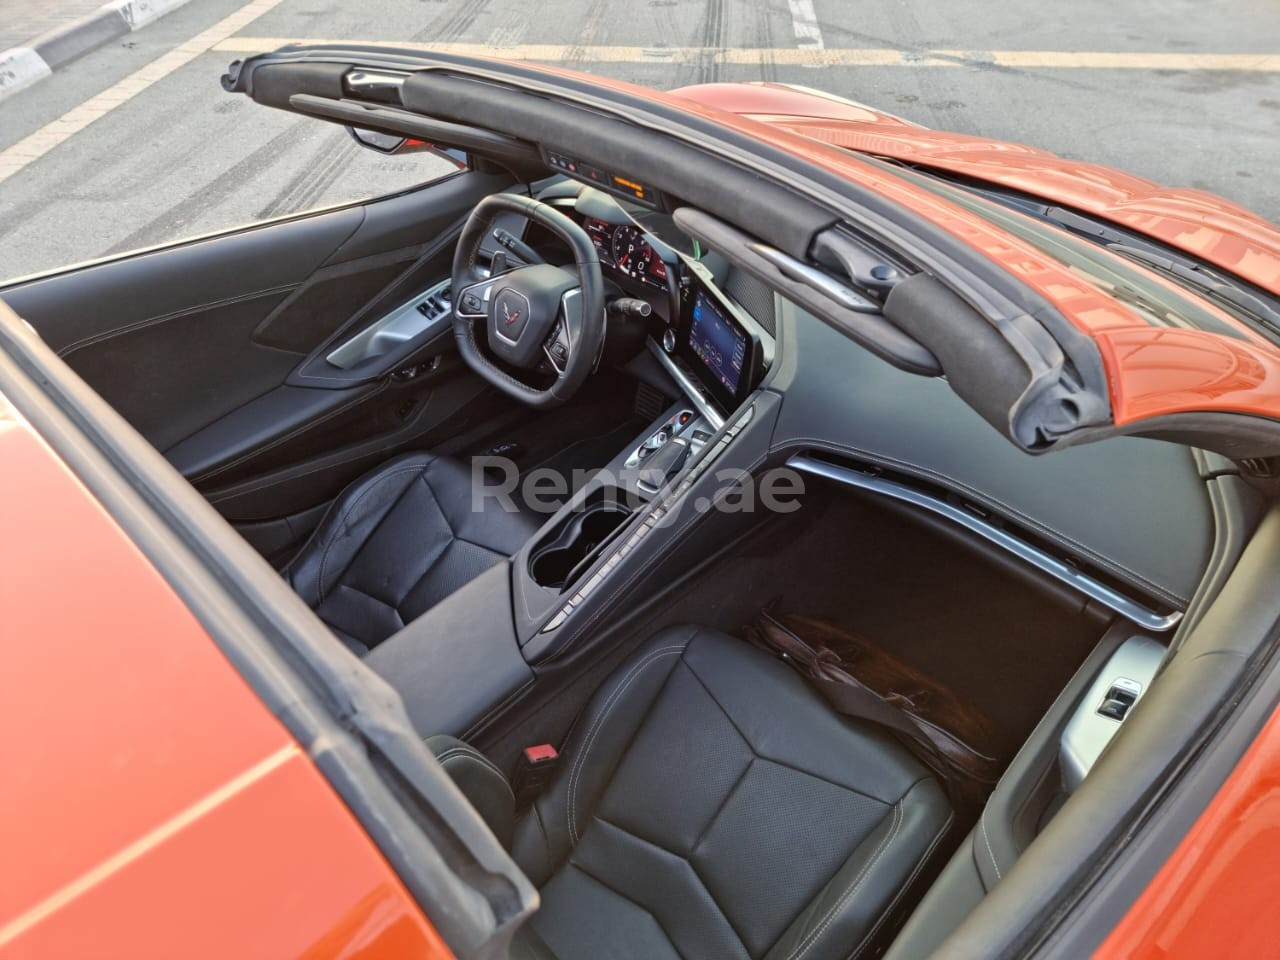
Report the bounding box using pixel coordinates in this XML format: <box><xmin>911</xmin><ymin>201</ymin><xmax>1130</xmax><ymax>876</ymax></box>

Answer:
<box><xmin>583</xmin><ymin>217</ymin><xmax>670</xmax><ymax>291</ymax></box>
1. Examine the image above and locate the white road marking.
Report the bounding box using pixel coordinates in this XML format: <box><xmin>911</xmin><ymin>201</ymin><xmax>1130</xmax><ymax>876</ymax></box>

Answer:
<box><xmin>787</xmin><ymin>0</ymin><xmax>825</xmax><ymax>52</ymax></box>
<box><xmin>212</xmin><ymin>38</ymin><xmax>1280</xmax><ymax>73</ymax></box>
<box><xmin>0</xmin><ymin>0</ymin><xmax>288</xmax><ymax>186</ymax></box>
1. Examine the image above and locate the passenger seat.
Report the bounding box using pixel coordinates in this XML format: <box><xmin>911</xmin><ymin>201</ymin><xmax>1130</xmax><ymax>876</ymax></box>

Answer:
<box><xmin>430</xmin><ymin>625</ymin><xmax>954</xmax><ymax>960</ymax></box>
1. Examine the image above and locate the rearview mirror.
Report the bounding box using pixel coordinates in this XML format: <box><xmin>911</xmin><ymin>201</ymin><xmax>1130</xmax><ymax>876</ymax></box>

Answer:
<box><xmin>346</xmin><ymin>127</ymin><xmax>469</xmax><ymax>170</ymax></box>
<box><xmin>347</xmin><ymin>126</ymin><xmax>407</xmax><ymax>153</ymax></box>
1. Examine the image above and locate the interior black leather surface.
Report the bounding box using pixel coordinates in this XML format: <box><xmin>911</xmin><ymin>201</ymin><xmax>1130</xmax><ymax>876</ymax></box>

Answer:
<box><xmin>425</xmin><ymin>734</ymin><xmax>516</xmax><ymax>849</ymax></box>
<box><xmin>286</xmin><ymin>451</ymin><xmax>537</xmax><ymax>653</ymax></box>
<box><xmin>504</xmin><ymin>625</ymin><xmax>953</xmax><ymax>960</ymax></box>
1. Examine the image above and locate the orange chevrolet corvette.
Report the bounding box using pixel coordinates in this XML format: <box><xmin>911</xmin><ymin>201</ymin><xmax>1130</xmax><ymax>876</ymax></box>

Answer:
<box><xmin>4</xmin><ymin>46</ymin><xmax>1280</xmax><ymax>959</ymax></box>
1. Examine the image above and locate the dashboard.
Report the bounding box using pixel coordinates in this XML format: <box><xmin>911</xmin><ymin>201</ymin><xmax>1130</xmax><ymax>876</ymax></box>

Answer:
<box><xmin>527</xmin><ymin>189</ymin><xmax>769</xmax><ymax>413</ymax></box>
<box><xmin>581</xmin><ymin>211</ymin><xmax>765</xmax><ymax>411</ymax></box>
<box><xmin>515</xmin><ymin>180</ymin><xmax>1215</xmax><ymax>634</ymax></box>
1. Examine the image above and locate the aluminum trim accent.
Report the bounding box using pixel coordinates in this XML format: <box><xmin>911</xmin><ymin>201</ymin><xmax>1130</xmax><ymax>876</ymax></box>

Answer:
<box><xmin>325</xmin><ymin>277</ymin><xmax>452</xmax><ymax>369</ymax></box>
<box><xmin>647</xmin><ymin>338</ymin><xmax>725</xmax><ymax>431</ymax></box>
<box><xmin>540</xmin><ymin>402</ymin><xmax>754</xmax><ymax>633</ymax></box>
<box><xmin>748</xmin><ymin>241</ymin><xmax>880</xmax><ymax>313</ymax></box>
<box><xmin>543</xmin><ymin>287</ymin><xmax>578</xmax><ymax>375</ymax></box>
<box><xmin>788</xmin><ymin>454</ymin><xmax>1184</xmax><ymax>633</ymax></box>
<box><xmin>1060</xmin><ymin>636</ymin><xmax>1167</xmax><ymax>790</ymax></box>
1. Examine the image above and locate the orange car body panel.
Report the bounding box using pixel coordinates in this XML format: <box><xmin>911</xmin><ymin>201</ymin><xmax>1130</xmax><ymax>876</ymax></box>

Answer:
<box><xmin>675</xmin><ymin>81</ymin><xmax>1280</xmax><ymax>299</ymax></box>
<box><xmin>1095</xmin><ymin>704</ymin><xmax>1280</xmax><ymax>958</ymax></box>
<box><xmin>0</xmin><ymin>399</ymin><xmax>451</xmax><ymax>960</ymax></box>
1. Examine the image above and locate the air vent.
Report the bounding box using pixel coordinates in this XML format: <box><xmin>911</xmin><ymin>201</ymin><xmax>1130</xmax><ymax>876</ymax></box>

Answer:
<box><xmin>1241</xmin><ymin>457</ymin><xmax>1280</xmax><ymax>479</ymax></box>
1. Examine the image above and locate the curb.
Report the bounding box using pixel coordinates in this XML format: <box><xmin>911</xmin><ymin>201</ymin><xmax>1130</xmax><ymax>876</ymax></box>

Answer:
<box><xmin>0</xmin><ymin>0</ymin><xmax>193</xmax><ymax>101</ymax></box>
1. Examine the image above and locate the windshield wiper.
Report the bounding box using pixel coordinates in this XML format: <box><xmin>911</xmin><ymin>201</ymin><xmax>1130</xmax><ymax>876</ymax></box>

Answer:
<box><xmin>1035</xmin><ymin>205</ymin><xmax>1280</xmax><ymax>333</ymax></box>
<box><xmin>882</xmin><ymin>162</ymin><xmax>1280</xmax><ymax>338</ymax></box>
<box><xmin>1104</xmin><ymin>242</ymin><xmax>1280</xmax><ymax>333</ymax></box>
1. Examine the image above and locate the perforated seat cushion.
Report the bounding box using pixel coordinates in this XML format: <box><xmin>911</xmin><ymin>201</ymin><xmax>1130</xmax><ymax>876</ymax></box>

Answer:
<box><xmin>286</xmin><ymin>452</ymin><xmax>537</xmax><ymax>654</ymax></box>
<box><xmin>510</xmin><ymin>625</ymin><xmax>954</xmax><ymax>960</ymax></box>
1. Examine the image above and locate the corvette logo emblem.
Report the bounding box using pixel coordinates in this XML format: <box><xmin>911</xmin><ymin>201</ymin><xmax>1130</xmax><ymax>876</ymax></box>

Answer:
<box><xmin>495</xmin><ymin>288</ymin><xmax>530</xmax><ymax>343</ymax></box>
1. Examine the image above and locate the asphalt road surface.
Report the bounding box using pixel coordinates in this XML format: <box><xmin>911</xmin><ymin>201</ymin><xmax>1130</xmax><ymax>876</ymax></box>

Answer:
<box><xmin>1</xmin><ymin>0</ymin><xmax>1278</xmax><ymax>282</ymax></box>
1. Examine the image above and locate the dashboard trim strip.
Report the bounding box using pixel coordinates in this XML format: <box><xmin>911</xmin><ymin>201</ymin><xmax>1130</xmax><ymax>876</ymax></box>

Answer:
<box><xmin>648</xmin><ymin>339</ymin><xmax>725</xmax><ymax>431</ymax></box>
<box><xmin>788</xmin><ymin>453</ymin><xmax>1184</xmax><ymax>633</ymax></box>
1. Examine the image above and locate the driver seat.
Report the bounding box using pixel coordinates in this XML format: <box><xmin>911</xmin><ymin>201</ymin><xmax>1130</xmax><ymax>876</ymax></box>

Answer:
<box><xmin>285</xmin><ymin>451</ymin><xmax>538</xmax><ymax>654</ymax></box>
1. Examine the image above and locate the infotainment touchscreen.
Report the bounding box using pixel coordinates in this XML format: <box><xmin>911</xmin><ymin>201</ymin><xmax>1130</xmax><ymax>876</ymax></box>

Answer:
<box><xmin>688</xmin><ymin>288</ymin><xmax>748</xmax><ymax>396</ymax></box>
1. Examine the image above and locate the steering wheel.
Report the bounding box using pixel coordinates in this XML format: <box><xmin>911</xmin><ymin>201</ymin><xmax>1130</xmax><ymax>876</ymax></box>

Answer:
<box><xmin>451</xmin><ymin>194</ymin><xmax>605</xmax><ymax>408</ymax></box>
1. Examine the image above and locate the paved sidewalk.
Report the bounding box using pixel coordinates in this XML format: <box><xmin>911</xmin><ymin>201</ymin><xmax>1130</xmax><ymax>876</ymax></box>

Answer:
<box><xmin>0</xmin><ymin>0</ymin><xmax>197</xmax><ymax>100</ymax></box>
<box><xmin>0</xmin><ymin>0</ymin><xmax>108</xmax><ymax>51</ymax></box>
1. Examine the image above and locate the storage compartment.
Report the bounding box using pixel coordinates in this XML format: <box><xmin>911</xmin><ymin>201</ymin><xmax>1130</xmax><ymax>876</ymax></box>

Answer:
<box><xmin>641</xmin><ymin>482</ymin><xmax>1114</xmax><ymax>761</ymax></box>
<box><xmin>528</xmin><ymin>487</ymin><xmax>633</xmax><ymax>590</ymax></box>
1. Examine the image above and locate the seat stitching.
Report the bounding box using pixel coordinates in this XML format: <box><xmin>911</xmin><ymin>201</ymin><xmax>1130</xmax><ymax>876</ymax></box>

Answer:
<box><xmin>420</xmin><ymin>466</ymin><xmax>454</xmax><ymax>536</ymax></box>
<box><xmin>435</xmin><ymin>749</ymin><xmax>516</xmax><ymax>801</ymax></box>
<box><xmin>687</xmin><ymin>755</ymin><xmax>756</xmax><ymax>856</ymax></box>
<box><xmin>434</xmin><ymin>745</ymin><xmax>506</xmax><ymax>777</ymax></box>
<box><xmin>589</xmin><ymin>815</ymin><xmax>754</xmax><ymax>960</ymax></box>
<box><xmin>787</xmin><ymin>801</ymin><xmax>904</xmax><ymax>960</ymax></box>
<box><xmin>395</xmin><ymin>535</ymin><xmax>477</xmax><ymax>612</ymax></box>
<box><xmin>592</xmin><ymin>812</ymin><xmax>696</xmax><ymax>864</ymax></box>
<box><xmin>562</xmin><ymin>860</ymin><xmax>697</xmax><ymax>960</ymax></box>
<box><xmin>316</xmin><ymin>464</ymin><xmax>433</xmax><ymax>603</ymax></box>
<box><xmin>326</xmin><ymin>581</ymin><xmax>406</xmax><ymax>617</ymax></box>
<box><xmin>848</xmin><ymin>809</ymin><xmax>955</xmax><ymax>960</ymax></box>
<box><xmin>566</xmin><ymin>644</ymin><xmax>689</xmax><ymax>845</ymax></box>
<box><xmin>980</xmin><ymin>808</ymin><xmax>1003</xmax><ymax>882</ymax></box>
<box><xmin>680</xmin><ymin>652</ymin><xmax>900</xmax><ymax>805</ymax></box>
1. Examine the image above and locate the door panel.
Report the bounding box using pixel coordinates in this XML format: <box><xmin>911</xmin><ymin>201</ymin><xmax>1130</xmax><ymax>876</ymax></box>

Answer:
<box><xmin>0</xmin><ymin>167</ymin><xmax>517</xmax><ymax>548</ymax></box>
<box><xmin>62</xmin><ymin>287</ymin><xmax>299</xmax><ymax>451</ymax></box>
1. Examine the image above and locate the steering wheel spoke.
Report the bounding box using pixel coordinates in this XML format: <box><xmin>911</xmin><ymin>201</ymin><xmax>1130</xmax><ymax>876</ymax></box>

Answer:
<box><xmin>542</xmin><ymin>283</ymin><xmax>583</xmax><ymax>374</ymax></box>
<box><xmin>451</xmin><ymin>194</ymin><xmax>605</xmax><ymax>408</ymax></box>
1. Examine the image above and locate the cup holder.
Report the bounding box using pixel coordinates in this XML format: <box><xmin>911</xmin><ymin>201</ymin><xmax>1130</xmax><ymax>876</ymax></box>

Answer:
<box><xmin>529</xmin><ymin>499</ymin><xmax>632</xmax><ymax>590</ymax></box>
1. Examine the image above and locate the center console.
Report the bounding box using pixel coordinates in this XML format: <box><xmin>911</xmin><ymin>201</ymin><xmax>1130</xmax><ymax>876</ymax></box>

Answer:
<box><xmin>505</xmin><ymin>257</ymin><xmax>777</xmax><ymax>653</ymax></box>
<box><xmin>368</xmin><ymin>220</ymin><xmax>781</xmax><ymax>736</ymax></box>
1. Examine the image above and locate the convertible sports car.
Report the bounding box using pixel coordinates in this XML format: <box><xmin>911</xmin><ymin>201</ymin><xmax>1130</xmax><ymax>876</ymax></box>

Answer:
<box><xmin>4</xmin><ymin>44</ymin><xmax>1280</xmax><ymax>959</ymax></box>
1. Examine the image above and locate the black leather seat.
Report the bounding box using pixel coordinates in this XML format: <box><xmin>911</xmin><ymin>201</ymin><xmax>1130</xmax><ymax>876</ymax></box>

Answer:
<box><xmin>286</xmin><ymin>452</ymin><xmax>537</xmax><ymax>654</ymax></box>
<box><xmin>435</xmin><ymin>625</ymin><xmax>955</xmax><ymax>960</ymax></box>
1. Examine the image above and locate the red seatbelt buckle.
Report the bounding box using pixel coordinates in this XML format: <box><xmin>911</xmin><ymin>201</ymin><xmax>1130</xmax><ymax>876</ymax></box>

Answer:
<box><xmin>514</xmin><ymin>743</ymin><xmax>559</xmax><ymax>805</ymax></box>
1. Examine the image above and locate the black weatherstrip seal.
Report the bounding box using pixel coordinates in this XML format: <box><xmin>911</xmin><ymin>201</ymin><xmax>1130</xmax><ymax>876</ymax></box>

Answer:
<box><xmin>0</xmin><ymin>308</ymin><xmax>537</xmax><ymax>960</ymax></box>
